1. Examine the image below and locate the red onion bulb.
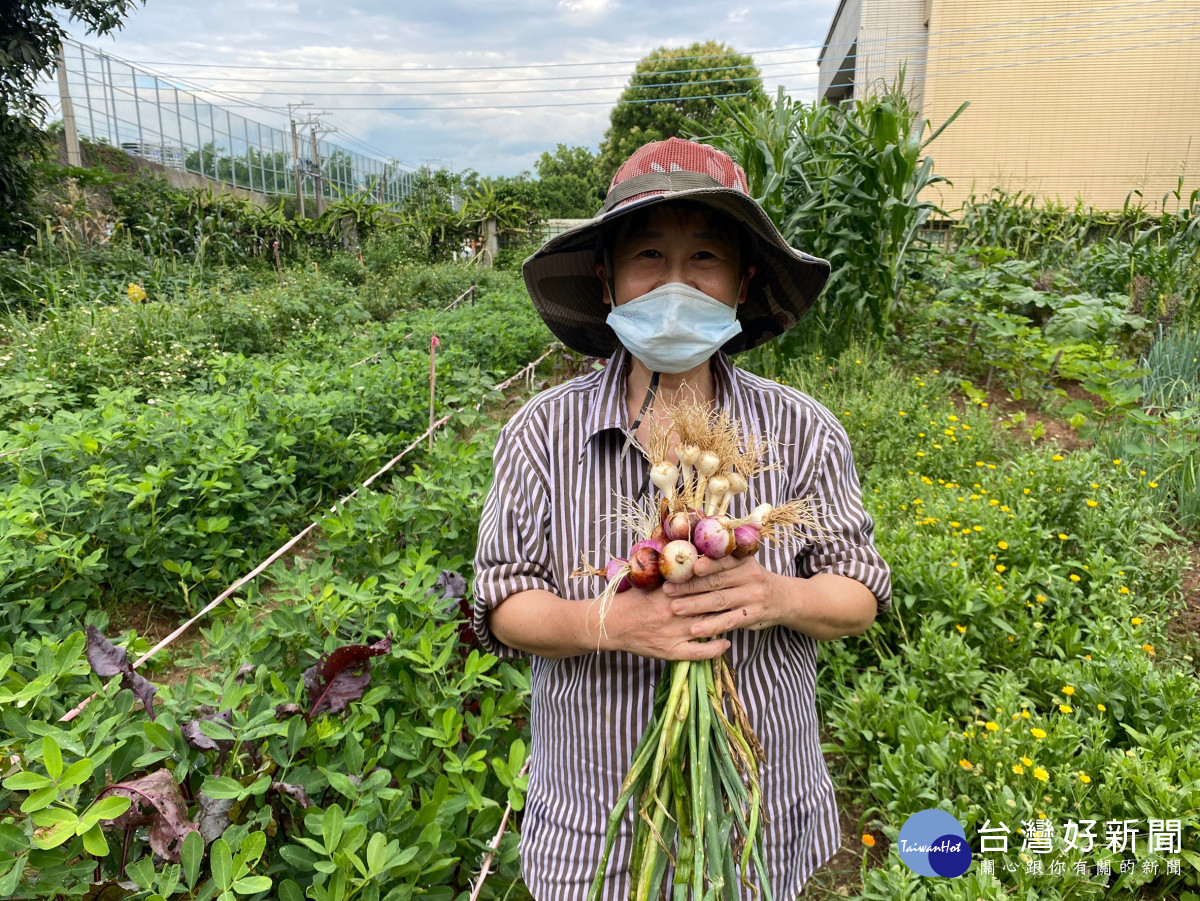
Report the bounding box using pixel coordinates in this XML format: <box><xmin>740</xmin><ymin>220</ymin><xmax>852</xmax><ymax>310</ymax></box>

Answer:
<box><xmin>605</xmin><ymin>557</ymin><xmax>632</xmax><ymax>592</ymax></box>
<box><xmin>663</xmin><ymin>512</ymin><xmax>692</xmax><ymax>542</ymax></box>
<box><xmin>692</xmin><ymin>516</ymin><xmax>736</xmax><ymax>560</ymax></box>
<box><xmin>731</xmin><ymin>524</ymin><xmax>761</xmax><ymax>558</ymax></box>
<box><xmin>628</xmin><ymin>546</ymin><xmax>663</xmax><ymax>591</ymax></box>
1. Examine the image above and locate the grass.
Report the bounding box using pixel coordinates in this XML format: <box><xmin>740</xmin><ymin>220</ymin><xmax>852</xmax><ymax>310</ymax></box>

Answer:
<box><xmin>769</xmin><ymin>347</ymin><xmax>1200</xmax><ymax>899</ymax></box>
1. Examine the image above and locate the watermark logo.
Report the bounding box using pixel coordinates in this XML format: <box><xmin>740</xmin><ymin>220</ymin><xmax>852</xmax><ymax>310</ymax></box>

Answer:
<box><xmin>896</xmin><ymin>809</ymin><xmax>972</xmax><ymax>877</ymax></box>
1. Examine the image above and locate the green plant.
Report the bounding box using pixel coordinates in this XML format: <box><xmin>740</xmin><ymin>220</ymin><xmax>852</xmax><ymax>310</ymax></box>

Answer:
<box><xmin>706</xmin><ymin>77</ymin><xmax>967</xmax><ymax>353</ymax></box>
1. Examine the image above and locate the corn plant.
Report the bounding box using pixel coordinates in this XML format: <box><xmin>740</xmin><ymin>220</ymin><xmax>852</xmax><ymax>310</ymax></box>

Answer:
<box><xmin>704</xmin><ymin>75</ymin><xmax>967</xmax><ymax>354</ymax></box>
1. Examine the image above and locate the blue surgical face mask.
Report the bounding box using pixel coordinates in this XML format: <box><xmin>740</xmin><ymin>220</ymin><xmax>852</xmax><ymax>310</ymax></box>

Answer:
<box><xmin>605</xmin><ymin>282</ymin><xmax>744</xmax><ymax>374</ymax></box>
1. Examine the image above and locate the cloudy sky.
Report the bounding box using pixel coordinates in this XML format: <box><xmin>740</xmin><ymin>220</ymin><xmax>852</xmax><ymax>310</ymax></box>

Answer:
<box><xmin>56</xmin><ymin>0</ymin><xmax>838</xmax><ymax>176</ymax></box>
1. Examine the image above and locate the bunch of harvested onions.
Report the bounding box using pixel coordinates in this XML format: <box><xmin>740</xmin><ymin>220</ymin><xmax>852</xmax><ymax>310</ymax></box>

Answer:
<box><xmin>575</xmin><ymin>398</ymin><xmax>823</xmax><ymax>900</ymax></box>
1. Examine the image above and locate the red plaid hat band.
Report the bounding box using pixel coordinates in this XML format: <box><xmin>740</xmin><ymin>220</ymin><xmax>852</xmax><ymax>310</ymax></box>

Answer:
<box><xmin>598</xmin><ymin>171</ymin><xmax>728</xmax><ymax>215</ymax></box>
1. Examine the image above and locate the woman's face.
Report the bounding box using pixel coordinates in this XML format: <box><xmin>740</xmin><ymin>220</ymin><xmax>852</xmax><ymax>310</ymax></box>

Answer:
<box><xmin>595</xmin><ymin>205</ymin><xmax>755</xmax><ymax>307</ymax></box>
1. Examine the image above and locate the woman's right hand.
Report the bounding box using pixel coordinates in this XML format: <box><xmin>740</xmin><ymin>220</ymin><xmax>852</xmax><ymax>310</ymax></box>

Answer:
<box><xmin>589</xmin><ymin>584</ymin><xmax>731</xmax><ymax>661</ymax></box>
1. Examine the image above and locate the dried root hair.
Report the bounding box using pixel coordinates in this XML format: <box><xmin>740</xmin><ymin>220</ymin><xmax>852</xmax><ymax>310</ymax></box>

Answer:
<box><xmin>759</xmin><ymin>496</ymin><xmax>828</xmax><ymax>546</ymax></box>
<box><xmin>612</xmin><ymin>493</ymin><xmax>660</xmax><ymax>541</ymax></box>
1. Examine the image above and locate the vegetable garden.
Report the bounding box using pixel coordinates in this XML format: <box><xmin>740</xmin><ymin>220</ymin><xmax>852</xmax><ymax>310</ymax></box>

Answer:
<box><xmin>1</xmin><ymin>87</ymin><xmax>1198</xmax><ymax>900</ymax></box>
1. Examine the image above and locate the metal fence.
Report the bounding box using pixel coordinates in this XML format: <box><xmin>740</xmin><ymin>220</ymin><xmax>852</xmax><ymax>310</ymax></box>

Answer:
<box><xmin>54</xmin><ymin>40</ymin><xmax>417</xmax><ymax>207</ymax></box>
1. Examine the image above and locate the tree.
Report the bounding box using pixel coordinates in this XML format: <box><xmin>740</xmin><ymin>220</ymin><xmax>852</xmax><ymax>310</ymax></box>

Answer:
<box><xmin>534</xmin><ymin>143</ymin><xmax>605</xmax><ymax>219</ymax></box>
<box><xmin>598</xmin><ymin>41</ymin><xmax>764</xmax><ymax>184</ymax></box>
<box><xmin>1</xmin><ymin>0</ymin><xmax>141</xmax><ymax>243</ymax></box>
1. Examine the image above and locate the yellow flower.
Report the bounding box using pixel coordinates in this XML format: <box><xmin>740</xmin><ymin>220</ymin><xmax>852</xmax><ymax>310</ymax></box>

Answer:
<box><xmin>1098</xmin><ymin>703</ymin><xmax>1106</xmax><ymax>712</ymax></box>
<box><xmin>985</xmin><ymin>721</ymin><xmax>999</xmax><ymax>731</ymax></box>
<box><xmin>1148</xmin><ymin>481</ymin><xmax>1158</xmax><ymax>488</ymax></box>
<box><xmin>1062</xmin><ymin>686</ymin><xmax>1075</xmax><ymax>695</ymax></box>
<box><xmin>898</xmin><ymin>411</ymin><xmax>906</xmax><ymax>417</ymax></box>
<box><xmin>1012</xmin><ymin>763</ymin><xmax>1025</xmax><ymax>774</ymax></box>
<box><xmin>127</xmin><ymin>282</ymin><xmax>147</xmax><ymax>303</ymax></box>
<box><xmin>1007</xmin><ymin>635</ymin><xmax>1015</xmax><ymax>642</ymax></box>
<box><xmin>1119</xmin><ymin>587</ymin><xmax>1130</xmax><ymax>594</ymax></box>
<box><xmin>1143</xmin><ymin>643</ymin><xmax>1156</xmax><ymax>655</ymax></box>
<box><xmin>997</xmin><ymin>541</ymin><xmax>1008</xmax><ymax>549</ymax></box>
<box><xmin>1131</xmin><ymin>616</ymin><xmax>1143</xmax><ymax>625</ymax></box>
<box><xmin>956</xmin><ymin>624</ymin><xmax>967</xmax><ymax>633</ymax></box>
<box><xmin>1031</xmin><ymin>728</ymin><xmax>1047</xmax><ymax>739</ymax></box>
<box><xmin>1059</xmin><ymin>704</ymin><xmax>1073</xmax><ymax>713</ymax></box>
<box><xmin>1086</xmin><ymin>499</ymin><xmax>1098</xmax><ymax>507</ymax></box>
<box><xmin>996</xmin><ymin>564</ymin><xmax>1007</xmax><ymax>573</ymax></box>
<box><xmin>1079</xmin><ymin>773</ymin><xmax>1091</xmax><ymax>783</ymax></box>
<box><xmin>1021</xmin><ymin>710</ymin><xmax>1031</xmax><ymax>719</ymax></box>
<box><xmin>1033</xmin><ymin>767</ymin><xmax>1049</xmax><ymax>782</ymax></box>
<box><xmin>1022</xmin><ymin>756</ymin><xmax>1033</xmax><ymax>766</ymax></box>
<box><xmin>1052</xmin><ymin>454</ymin><xmax>1064</xmax><ymax>462</ymax></box>
<box><xmin>1069</xmin><ymin>574</ymin><xmax>1081</xmax><ymax>582</ymax></box>
<box><xmin>862</xmin><ymin>833</ymin><xmax>876</xmax><ymax>848</ymax></box>
<box><xmin>916</xmin><ymin>452</ymin><xmax>925</xmax><ymax>457</ymax></box>
<box><xmin>1113</xmin><ymin>458</ymin><xmax>1122</xmax><ymax>465</ymax></box>
<box><xmin>948</xmin><ymin>415</ymin><xmax>958</xmax><ymax>422</ymax></box>
<box><xmin>1024</xmin><ymin>487</ymin><xmax>1031</xmax><ymax>494</ymax></box>
<box><xmin>1058</xmin><ymin>533</ymin><xmax>1069</xmax><ymax>540</ymax></box>
<box><xmin>973</xmin><ymin>525</ymin><xmax>983</xmax><ymax>532</ymax></box>
<box><xmin>959</xmin><ymin>758</ymin><xmax>973</xmax><ymax>769</ymax></box>
<box><xmin>1036</xmin><ymin>594</ymin><xmax>1046</xmax><ymax>602</ymax></box>
<box><xmin>949</xmin><ymin>561</ymin><xmax>958</xmax><ymax>567</ymax></box>
<box><xmin>950</xmin><ymin>521</ymin><xmax>961</xmax><ymax>528</ymax></box>
<box><xmin>1091</xmin><ymin>482</ymin><xmax>1100</xmax><ymax>489</ymax></box>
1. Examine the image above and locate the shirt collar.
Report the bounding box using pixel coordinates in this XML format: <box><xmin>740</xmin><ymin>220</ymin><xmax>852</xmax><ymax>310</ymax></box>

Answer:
<box><xmin>581</xmin><ymin>346</ymin><xmax>751</xmax><ymax>461</ymax></box>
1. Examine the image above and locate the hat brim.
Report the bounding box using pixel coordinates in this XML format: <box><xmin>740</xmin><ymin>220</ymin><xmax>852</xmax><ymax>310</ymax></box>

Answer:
<box><xmin>522</xmin><ymin>187</ymin><xmax>831</xmax><ymax>359</ymax></box>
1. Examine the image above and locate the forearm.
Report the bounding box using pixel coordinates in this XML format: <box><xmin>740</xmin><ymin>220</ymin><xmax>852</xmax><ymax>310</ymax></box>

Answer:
<box><xmin>771</xmin><ymin>572</ymin><xmax>879</xmax><ymax>641</ymax></box>
<box><xmin>487</xmin><ymin>589</ymin><xmax>605</xmax><ymax>659</ymax></box>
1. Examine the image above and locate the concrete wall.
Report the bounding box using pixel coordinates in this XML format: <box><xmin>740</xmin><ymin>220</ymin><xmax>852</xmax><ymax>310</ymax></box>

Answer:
<box><xmin>922</xmin><ymin>0</ymin><xmax>1200</xmax><ymax>212</ymax></box>
<box><xmin>128</xmin><ymin>155</ymin><xmax>275</xmax><ymax>208</ymax></box>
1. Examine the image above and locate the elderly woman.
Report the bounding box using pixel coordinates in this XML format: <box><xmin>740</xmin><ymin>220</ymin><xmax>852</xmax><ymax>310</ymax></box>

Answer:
<box><xmin>473</xmin><ymin>137</ymin><xmax>891</xmax><ymax>900</ymax></box>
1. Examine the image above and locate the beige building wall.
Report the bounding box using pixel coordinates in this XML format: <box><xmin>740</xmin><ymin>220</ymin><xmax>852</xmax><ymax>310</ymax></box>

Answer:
<box><xmin>921</xmin><ymin>0</ymin><xmax>1200</xmax><ymax>212</ymax></box>
<box><xmin>859</xmin><ymin>0</ymin><xmax>930</xmax><ymax>113</ymax></box>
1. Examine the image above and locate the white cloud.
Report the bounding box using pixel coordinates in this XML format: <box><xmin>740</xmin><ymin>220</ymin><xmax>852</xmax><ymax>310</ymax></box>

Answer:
<box><xmin>60</xmin><ymin>0</ymin><xmax>840</xmax><ymax>174</ymax></box>
<box><xmin>559</xmin><ymin>0</ymin><xmax>611</xmax><ymax>12</ymax></box>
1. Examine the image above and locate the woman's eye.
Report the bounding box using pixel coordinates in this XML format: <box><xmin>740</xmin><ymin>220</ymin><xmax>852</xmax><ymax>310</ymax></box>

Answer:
<box><xmin>636</xmin><ymin>249</ymin><xmax>662</xmax><ymax>259</ymax></box>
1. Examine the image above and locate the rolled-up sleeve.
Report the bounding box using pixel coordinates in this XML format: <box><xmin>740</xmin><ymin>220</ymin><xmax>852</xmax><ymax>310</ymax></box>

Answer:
<box><xmin>794</xmin><ymin>420</ymin><xmax>892</xmax><ymax>615</ymax></box>
<box><xmin>472</xmin><ymin>422</ymin><xmax>556</xmax><ymax>658</ymax></box>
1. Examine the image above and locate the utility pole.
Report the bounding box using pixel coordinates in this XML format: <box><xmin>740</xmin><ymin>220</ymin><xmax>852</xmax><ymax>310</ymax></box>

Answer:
<box><xmin>287</xmin><ymin>102</ymin><xmax>310</xmax><ymax>218</ymax></box>
<box><xmin>56</xmin><ymin>43</ymin><xmax>82</xmax><ymax>167</ymax></box>
<box><xmin>308</xmin><ymin>119</ymin><xmax>336</xmax><ymax>216</ymax></box>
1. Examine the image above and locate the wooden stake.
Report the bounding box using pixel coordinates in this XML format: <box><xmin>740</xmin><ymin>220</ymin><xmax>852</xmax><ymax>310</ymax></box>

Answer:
<box><xmin>429</xmin><ymin>334</ymin><xmax>439</xmax><ymax>451</ymax></box>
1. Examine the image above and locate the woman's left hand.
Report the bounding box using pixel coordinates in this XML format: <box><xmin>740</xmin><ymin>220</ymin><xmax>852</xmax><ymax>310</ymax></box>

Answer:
<box><xmin>661</xmin><ymin>554</ymin><xmax>790</xmax><ymax>638</ymax></box>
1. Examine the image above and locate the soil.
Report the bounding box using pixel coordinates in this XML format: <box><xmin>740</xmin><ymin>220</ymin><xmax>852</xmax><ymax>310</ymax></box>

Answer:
<box><xmin>1165</xmin><ymin>542</ymin><xmax>1200</xmax><ymax>655</ymax></box>
<box><xmin>806</xmin><ymin>781</ymin><xmax>889</xmax><ymax>898</ymax></box>
<box><xmin>970</xmin><ymin>379</ymin><xmax>1105</xmax><ymax>453</ymax></box>
<box><xmin>103</xmin><ymin>599</ymin><xmax>181</xmax><ymax>647</ymax></box>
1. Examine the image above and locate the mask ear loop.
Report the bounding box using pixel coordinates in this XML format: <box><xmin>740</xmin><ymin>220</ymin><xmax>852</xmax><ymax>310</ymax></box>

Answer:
<box><xmin>621</xmin><ymin>370</ymin><xmax>660</xmax><ymax>461</ymax></box>
<box><xmin>602</xmin><ymin>247</ymin><xmax>617</xmax><ymax>305</ymax></box>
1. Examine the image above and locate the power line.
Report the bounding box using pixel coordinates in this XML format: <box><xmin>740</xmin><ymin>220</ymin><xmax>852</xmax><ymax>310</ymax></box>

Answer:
<box><xmin>96</xmin><ymin>4</ymin><xmax>1199</xmax><ymax>89</ymax></box>
<box><xmin>105</xmin><ymin>0</ymin><xmax>1181</xmax><ymax>73</ymax></box>
<box><xmin>202</xmin><ymin>32</ymin><xmax>1200</xmax><ymax>112</ymax></box>
<box><xmin>155</xmin><ymin>17</ymin><xmax>1200</xmax><ymax>100</ymax></box>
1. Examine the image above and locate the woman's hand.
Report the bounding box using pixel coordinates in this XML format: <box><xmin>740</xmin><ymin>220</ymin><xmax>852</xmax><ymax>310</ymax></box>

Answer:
<box><xmin>661</xmin><ymin>554</ymin><xmax>789</xmax><ymax>640</ymax></box>
<box><xmin>596</xmin><ymin>581</ymin><xmax>732</xmax><ymax>662</ymax></box>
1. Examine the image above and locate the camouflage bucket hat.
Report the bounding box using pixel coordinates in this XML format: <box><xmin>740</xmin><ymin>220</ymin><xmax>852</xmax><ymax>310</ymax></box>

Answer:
<box><xmin>521</xmin><ymin>137</ymin><xmax>831</xmax><ymax>359</ymax></box>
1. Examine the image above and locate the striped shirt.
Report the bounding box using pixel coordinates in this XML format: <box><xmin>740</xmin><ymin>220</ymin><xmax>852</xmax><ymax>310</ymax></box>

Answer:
<box><xmin>473</xmin><ymin>346</ymin><xmax>891</xmax><ymax>901</ymax></box>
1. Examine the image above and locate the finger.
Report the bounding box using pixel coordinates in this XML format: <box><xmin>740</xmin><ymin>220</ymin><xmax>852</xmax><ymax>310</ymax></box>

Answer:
<box><xmin>692</xmin><ymin>607</ymin><xmax>759</xmax><ymax>639</ymax></box>
<box><xmin>692</xmin><ymin>554</ymin><xmax>746</xmax><ymax>579</ymax></box>
<box><xmin>674</xmin><ymin>588</ymin><xmax>736</xmax><ymax>618</ymax></box>
<box><xmin>672</xmin><ymin>638</ymin><xmax>731</xmax><ymax>662</ymax></box>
